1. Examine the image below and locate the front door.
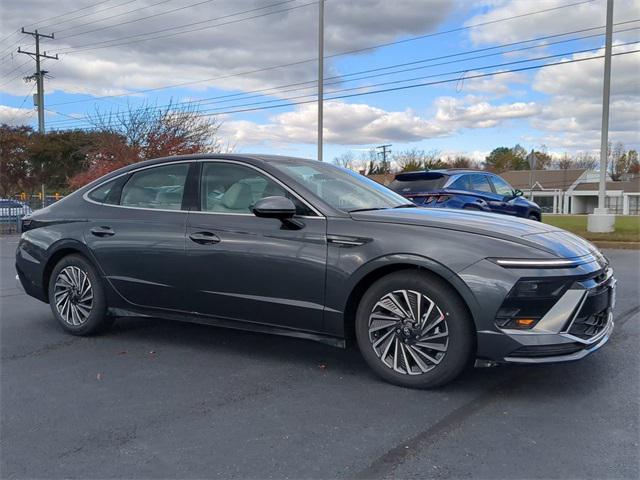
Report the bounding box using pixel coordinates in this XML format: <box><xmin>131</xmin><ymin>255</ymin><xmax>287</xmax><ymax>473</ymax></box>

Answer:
<box><xmin>489</xmin><ymin>175</ymin><xmax>520</xmax><ymax>216</ymax></box>
<box><xmin>185</xmin><ymin>161</ymin><xmax>327</xmax><ymax>333</ymax></box>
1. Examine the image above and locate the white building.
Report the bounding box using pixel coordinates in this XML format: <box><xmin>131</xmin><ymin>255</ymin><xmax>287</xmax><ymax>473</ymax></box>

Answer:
<box><xmin>501</xmin><ymin>169</ymin><xmax>640</xmax><ymax>215</ymax></box>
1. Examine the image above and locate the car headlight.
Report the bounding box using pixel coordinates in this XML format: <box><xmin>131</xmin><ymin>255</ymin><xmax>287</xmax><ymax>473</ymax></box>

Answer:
<box><xmin>491</xmin><ymin>258</ymin><xmax>580</xmax><ymax>268</ymax></box>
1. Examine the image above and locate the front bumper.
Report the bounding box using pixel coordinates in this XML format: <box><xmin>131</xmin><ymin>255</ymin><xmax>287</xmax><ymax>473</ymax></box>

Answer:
<box><xmin>478</xmin><ymin>268</ymin><xmax>616</xmax><ymax>364</ymax></box>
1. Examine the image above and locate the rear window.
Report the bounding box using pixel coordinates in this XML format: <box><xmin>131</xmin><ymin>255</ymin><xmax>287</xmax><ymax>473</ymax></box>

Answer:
<box><xmin>389</xmin><ymin>173</ymin><xmax>448</xmax><ymax>194</ymax></box>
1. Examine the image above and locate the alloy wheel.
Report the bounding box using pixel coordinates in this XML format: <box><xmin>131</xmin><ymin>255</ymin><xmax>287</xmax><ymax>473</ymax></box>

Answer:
<box><xmin>368</xmin><ymin>289</ymin><xmax>449</xmax><ymax>375</ymax></box>
<box><xmin>54</xmin><ymin>266</ymin><xmax>94</xmax><ymax>326</ymax></box>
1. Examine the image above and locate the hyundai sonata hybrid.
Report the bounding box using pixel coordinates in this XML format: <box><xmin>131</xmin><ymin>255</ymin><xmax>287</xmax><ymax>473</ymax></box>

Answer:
<box><xmin>15</xmin><ymin>154</ymin><xmax>616</xmax><ymax>388</ymax></box>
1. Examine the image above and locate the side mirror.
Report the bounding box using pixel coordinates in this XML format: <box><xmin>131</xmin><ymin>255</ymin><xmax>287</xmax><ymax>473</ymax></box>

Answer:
<box><xmin>253</xmin><ymin>196</ymin><xmax>303</xmax><ymax>230</ymax></box>
<box><xmin>252</xmin><ymin>196</ymin><xmax>296</xmax><ymax>219</ymax></box>
<box><xmin>513</xmin><ymin>189</ymin><xmax>524</xmax><ymax>197</ymax></box>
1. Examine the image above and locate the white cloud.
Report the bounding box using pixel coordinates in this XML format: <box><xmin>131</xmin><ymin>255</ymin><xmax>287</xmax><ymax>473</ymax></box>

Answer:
<box><xmin>222</xmin><ymin>97</ymin><xmax>540</xmax><ymax>146</ymax></box>
<box><xmin>467</xmin><ymin>0</ymin><xmax>640</xmax><ymax>46</ymax></box>
<box><xmin>530</xmin><ymin>43</ymin><xmax>640</xmax><ymax>150</ymax></box>
<box><xmin>457</xmin><ymin>71</ymin><xmax>526</xmax><ymax>96</ymax></box>
<box><xmin>0</xmin><ymin>105</ymin><xmax>35</xmax><ymax>125</ymax></box>
<box><xmin>0</xmin><ymin>0</ymin><xmax>455</xmax><ymax>97</ymax></box>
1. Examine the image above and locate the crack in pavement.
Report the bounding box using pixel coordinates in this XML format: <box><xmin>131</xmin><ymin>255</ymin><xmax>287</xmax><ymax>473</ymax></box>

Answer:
<box><xmin>350</xmin><ymin>373</ymin><xmax>530</xmax><ymax>480</ymax></box>
<box><xmin>348</xmin><ymin>304</ymin><xmax>640</xmax><ymax>480</ymax></box>
<box><xmin>1</xmin><ymin>337</ymin><xmax>81</xmax><ymax>361</ymax></box>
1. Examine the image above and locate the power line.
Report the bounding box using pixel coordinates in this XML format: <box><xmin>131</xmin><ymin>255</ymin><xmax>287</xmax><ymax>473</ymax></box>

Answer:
<box><xmin>2</xmin><ymin>0</ymin><xmax>116</xmax><ymax>46</ymax></box>
<box><xmin>49</xmin><ymin>50</ymin><xmax>640</xmax><ymax>131</ymax></box>
<box><xmin>37</xmin><ymin>0</ymin><xmax>139</xmax><ymax>31</ymax></box>
<box><xmin>46</xmin><ymin>24</ymin><xmax>639</xmax><ymax>123</ymax></box>
<box><xmin>15</xmin><ymin>83</ymin><xmax>37</xmax><ymax>111</ymax></box>
<box><xmin>1</xmin><ymin>59</ymin><xmax>32</xmax><ymax>79</ymax></box>
<box><xmin>24</xmin><ymin>0</ymin><xmax>117</xmax><ymax>30</ymax></box>
<box><xmin>58</xmin><ymin>0</ymin><xmax>221</xmax><ymax>39</ymax></box>
<box><xmin>47</xmin><ymin>46</ymin><xmax>640</xmax><ymax>129</ymax></box>
<box><xmin>48</xmin><ymin>15</ymin><xmax>637</xmax><ymax>108</ymax></box>
<box><xmin>53</xmin><ymin>0</ymin><xmax>311</xmax><ymax>54</ymax></box>
<box><xmin>54</xmin><ymin>0</ymin><xmax>591</xmax><ymax>56</ymax></box>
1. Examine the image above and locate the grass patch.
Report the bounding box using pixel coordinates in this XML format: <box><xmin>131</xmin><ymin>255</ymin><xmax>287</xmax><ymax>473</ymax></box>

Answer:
<box><xmin>543</xmin><ymin>215</ymin><xmax>640</xmax><ymax>242</ymax></box>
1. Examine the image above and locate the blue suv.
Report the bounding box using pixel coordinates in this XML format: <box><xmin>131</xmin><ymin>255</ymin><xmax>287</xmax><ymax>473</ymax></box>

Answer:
<box><xmin>389</xmin><ymin>169</ymin><xmax>542</xmax><ymax>220</ymax></box>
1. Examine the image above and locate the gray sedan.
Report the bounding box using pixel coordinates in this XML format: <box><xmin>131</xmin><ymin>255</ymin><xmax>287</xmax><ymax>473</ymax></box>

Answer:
<box><xmin>15</xmin><ymin>154</ymin><xmax>615</xmax><ymax>388</ymax></box>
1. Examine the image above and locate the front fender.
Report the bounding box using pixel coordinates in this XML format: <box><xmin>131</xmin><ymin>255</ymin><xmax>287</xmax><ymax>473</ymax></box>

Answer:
<box><xmin>324</xmin><ymin>252</ymin><xmax>481</xmax><ymax>338</ymax></box>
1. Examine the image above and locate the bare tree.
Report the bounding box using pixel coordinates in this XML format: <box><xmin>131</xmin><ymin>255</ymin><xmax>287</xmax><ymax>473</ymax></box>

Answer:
<box><xmin>393</xmin><ymin>148</ymin><xmax>425</xmax><ymax>172</ymax></box>
<box><xmin>332</xmin><ymin>151</ymin><xmax>356</xmax><ymax>170</ymax></box>
<box><xmin>447</xmin><ymin>155</ymin><xmax>476</xmax><ymax>169</ymax></box>
<box><xmin>573</xmin><ymin>151</ymin><xmax>598</xmax><ymax>170</ymax></box>
<box><xmin>555</xmin><ymin>153</ymin><xmax>574</xmax><ymax>170</ymax></box>
<box><xmin>89</xmin><ymin>100</ymin><xmax>225</xmax><ymax>161</ymax></box>
<box><xmin>69</xmin><ymin>100</ymin><xmax>228</xmax><ymax>188</ymax></box>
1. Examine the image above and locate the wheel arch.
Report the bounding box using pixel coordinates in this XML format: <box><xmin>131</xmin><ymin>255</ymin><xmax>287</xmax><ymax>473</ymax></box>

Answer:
<box><xmin>42</xmin><ymin>240</ymin><xmax>98</xmax><ymax>303</ymax></box>
<box><xmin>527</xmin><ymin>210</ymin><xmax>541</xmax><ymax>221</ymax></box>
<box><xmin>341</xmin><ymin>255</ymin><xmax>480</xmax><ymax>344</ymax></box>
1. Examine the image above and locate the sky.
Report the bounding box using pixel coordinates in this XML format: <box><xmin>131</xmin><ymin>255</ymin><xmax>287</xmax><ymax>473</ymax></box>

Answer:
<box><xmin>0</xmin><ymin>0</ymin><xmax>639</xmax><ymax>163</ymax></box>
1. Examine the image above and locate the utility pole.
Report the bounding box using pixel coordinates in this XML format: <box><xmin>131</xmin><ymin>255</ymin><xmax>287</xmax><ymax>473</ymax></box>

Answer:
<box><xmin>527</xmin><ymin>149</ymin><xmax>537</xmax><ymax>200</ymax></box>
<box><xmin>376</xmin><ymin>144</ymin><xmax>392</xmax><ymax>163</ymax></box>
<box><xmin>588</xmin><ymin>0</ymin><xmax>615</xmax><ymax>233</ymax></box>
<box><xmin>18</xmin><ymin>28</ymin><xmax>58</xmax><ymax>134</ymax></box>
<box><xmin>317</xmin><ymin>0</ymin><xmax>324</xmax><ymax>161</ymax></box>
<box><xmin>376</xmin><ymin>144</ymin><xmax>392</xmax><ymax>173</ymax></box>
<box><xmin>18</xmin><ymin>28</ymin><xmax>58</xmax><ymax>208</ymax></box>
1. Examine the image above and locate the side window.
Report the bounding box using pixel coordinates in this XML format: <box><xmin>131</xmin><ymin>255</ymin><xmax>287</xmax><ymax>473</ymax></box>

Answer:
<box><xmin>88</xmin><ymin>178</ymin><xmax>122</xmax><ymax>205</ymax></box>
<box><xmin>469</xmin><ymin>174</ymin><xmax>493</xmax><ymax>193</ymax></box>
<box><xmin>448</xmin><ymin>175</ymin><xmax>470</xmax><ymax>191</ymax></box>
<box><xmin>200</xmin><ymin>162</ymin><xmax>313</xmax><ymax>215</ymax></box>
<box><xmin>490</xmin><ymin>175</ymin><xmax>514</xmax><ymax>196</ymax></box>
<box><xmin>120</xmin><ymin>163</ymin><xmax>189</xmax><ymax>210</ymax></box>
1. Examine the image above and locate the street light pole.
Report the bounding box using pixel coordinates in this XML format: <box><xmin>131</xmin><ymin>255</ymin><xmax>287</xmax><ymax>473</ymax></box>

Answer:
<box><xmin>317</xmin><ymin>0</ymin><xmax>324</xmax><ymax>162</ymax></box>
<box><xmin>588</xmin><ymin>0</ymin><xmax>615</xmax><ymax>233</ymax></box>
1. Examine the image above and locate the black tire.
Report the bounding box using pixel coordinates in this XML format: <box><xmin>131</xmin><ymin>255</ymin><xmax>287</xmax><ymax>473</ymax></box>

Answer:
<box><xmin>355</xmin><ymin>271</ymin><xmax>474</xmax><ymax>389</ymax></box>
<box><xmin>528</xmin><ymin>213</ymin><xmax>540</xmax><ymax>221</ymax></box>
<box><xmin>48</xmin><ymin>254</ymin><xmax>112</xmax><ymax>335</ymax></box>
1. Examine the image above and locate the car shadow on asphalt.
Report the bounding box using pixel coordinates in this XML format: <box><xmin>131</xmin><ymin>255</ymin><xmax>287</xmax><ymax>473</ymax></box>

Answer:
<box><xmin>97</xmin><ymin>314</ymin><xmax>606</xmax><ymax>397</ymax></box>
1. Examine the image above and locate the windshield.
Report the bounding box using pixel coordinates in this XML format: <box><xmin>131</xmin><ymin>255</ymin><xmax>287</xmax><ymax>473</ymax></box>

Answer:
<box><xmin>270</xmin><ymin>160</ymin><xmax>409</xmax><ymax>212</ymax></box>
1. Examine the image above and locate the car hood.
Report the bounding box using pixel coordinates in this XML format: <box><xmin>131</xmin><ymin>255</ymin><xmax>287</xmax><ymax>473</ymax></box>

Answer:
<box><xmin>350</xmin><ymin>207</ymin><xmax>596</xmax><ymax>258</ymax></box>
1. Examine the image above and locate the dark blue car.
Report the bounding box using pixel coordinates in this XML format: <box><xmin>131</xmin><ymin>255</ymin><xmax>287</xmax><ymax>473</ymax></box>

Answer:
<box><xmin>389</xmin><ymin>169</ymin><xmax>542</xmax><ymax>221</ymax></box>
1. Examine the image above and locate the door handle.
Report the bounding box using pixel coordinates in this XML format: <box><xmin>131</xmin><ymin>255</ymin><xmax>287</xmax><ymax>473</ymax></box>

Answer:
<box><xmin>189</xmin><ymin>231</ymin><xmax>220</xmax><ymax>245</ymax></box>
<box><xmin>90</xmin><ymin>226</ymin><xmax>115</xmax><ymax>237</ymax></box>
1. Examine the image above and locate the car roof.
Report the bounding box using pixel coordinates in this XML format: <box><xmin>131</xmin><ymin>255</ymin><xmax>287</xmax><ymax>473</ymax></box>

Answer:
<box><xmin>393</xmin><ymin>169</ymin><xmax>488</xmax><ymax>181</ymax></box>
<box><xmin>427</xmin><ymin>169</ymin><xmax>486</xmax><ymax>174</ymax></box>
<box><xmin>114</xmin><ymin>153</ymin><xmax>311</xmax><ymax>171</ymax></box>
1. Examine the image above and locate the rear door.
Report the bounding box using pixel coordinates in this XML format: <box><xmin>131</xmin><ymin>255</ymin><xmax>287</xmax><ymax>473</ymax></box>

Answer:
<box><xmin>184</xmin><ymin>160</ymin><xmax>328</xmax><ymax>333</ymax></box>
<box><xmin>84</xmin><ymin>161</ymin><xmax>193</xmax><ymax>311</ymax></box>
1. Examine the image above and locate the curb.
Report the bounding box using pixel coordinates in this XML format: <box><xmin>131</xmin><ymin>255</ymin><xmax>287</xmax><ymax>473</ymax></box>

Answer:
<box><xmin>592</xmin><ymin>241</ymin><xmax>640</xmax><ymax>250</ymax></box>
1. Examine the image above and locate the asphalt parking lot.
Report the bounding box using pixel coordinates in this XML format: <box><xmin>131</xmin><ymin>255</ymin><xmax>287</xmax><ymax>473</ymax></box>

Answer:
<box><xmin>1</xmin><ymin>234</ymin><xmax>638</xmax><ymax>479</ymax></box>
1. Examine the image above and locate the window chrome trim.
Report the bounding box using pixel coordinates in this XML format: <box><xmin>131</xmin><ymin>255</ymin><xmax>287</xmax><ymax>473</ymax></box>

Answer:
<box><xmin>82</xmin><ymin>158</ymin><xmax>325</xmax><ymax>218</ymax></box>
<box><xmin>82</xmin><ymin>159</ymin><xmax>194</xmax><ymax>212</ymax></box>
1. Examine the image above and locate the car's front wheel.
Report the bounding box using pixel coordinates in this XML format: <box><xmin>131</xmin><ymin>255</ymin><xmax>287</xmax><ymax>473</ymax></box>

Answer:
<box><xmin>48</xmin><ymin>254</ymin><xmax>112</xmax><ymax>335</ymax></box>
<box><xmin>355</xmin><ymin>271</ymin><xmax>474</xmax><ymax>388</ymax></box>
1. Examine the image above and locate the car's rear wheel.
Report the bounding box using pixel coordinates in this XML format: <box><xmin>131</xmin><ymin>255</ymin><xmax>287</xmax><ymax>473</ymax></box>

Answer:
<box><xmin>355</xmin><ymin>271</ymin><xmax>474</xmax><ymax>388</ymax></box>
<box><xmin>48</xmin><ymin>254</ymin><xmax>111</xmax><ymax>335</ymax></box>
